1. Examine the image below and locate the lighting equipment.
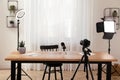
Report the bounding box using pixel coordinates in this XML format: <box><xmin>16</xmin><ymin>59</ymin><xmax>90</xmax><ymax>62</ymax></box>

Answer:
<box><xmin>16</xmin><ymin>9</ymin><xmax>25</xmax><ymax>50</ymax></box>
<box><xmin>96</xmin><ymin>20</ymin><xmax>116</xmax><ymax>54</ymax></box>
<box><xmin>7</xmin><ymin>9</ymin><xmax>32</xmax><ymax>80</ymax></box>
<box><xmin>96</xmin><ymin>20</ymin><xmax>120</xmax><ymax>75</ymax></box>
<box><xmin>96</xmin><ymin>21</ymin><xmax>115</xmax><ymax>33</ymax></box>
<box><xmin>16</xmin><ymin>9</ymin><xmax>32</xmax><ymax>80</ymax></box>
<box><xmin>10</xmin><ymin>9</ymin><xmax>32</xmax><ymax>80</ymax></box>
<box><xmin>71</xmin><ymin>39</ymin><xmax>94</xmax><ymax>80</ymax></box>
<box><xmin>96</xmin><ymin>21</ymin><xmax>115</xmax><ymax>40</ymax></box>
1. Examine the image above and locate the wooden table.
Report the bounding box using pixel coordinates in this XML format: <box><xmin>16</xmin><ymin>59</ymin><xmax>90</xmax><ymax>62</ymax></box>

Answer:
<box><xmin>5</xmin><ymin>51</ymin><xmax>117</xmax><ymax>80</ymax></box>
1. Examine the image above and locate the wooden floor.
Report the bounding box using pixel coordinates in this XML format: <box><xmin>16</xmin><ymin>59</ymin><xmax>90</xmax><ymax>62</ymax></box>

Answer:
<box><xmin>0</xmin><ymin>70</ymin><xmax>120</xmax><ymax>80</ymax></box>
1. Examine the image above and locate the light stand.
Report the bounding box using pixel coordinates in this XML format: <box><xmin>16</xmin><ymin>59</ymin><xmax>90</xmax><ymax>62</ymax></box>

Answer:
<box><xmin>16</xmin><ymin>9</ymin><xmax>25</xmax><ymax>50</ymax></box>
<box><xmin>17</xmin><ymin>19</ymin><xmax>20</xmax><ymax>50</ymax></box>
<box><xmin>96</xmin><ymin>21</ymin><xmax>115</xmax><ymax>55</ymax></box>
<box><xmin>71</xmin><ymin>39</ymin><xmax>94</xmax><ymax>80</ymax></box>
<box><xmin>102</xmin><ymin>34</ymin><xmax>120</xmax><ymax>75</ymax></box>
<box><xmin>103</xmin><ymin>32</ymin><xmax>114</xmax><ymax>54</ymax></box>
<box><xmin>7</xmin><ymin>9</ymin><xmax>32</xmax><ymax>80</ymax></box>
<box><xmin>96</xmin><ymin>21</ymin><xmax>120</xmax><ymax>75</ymax></box>
<box><xmin>16</xmin><ymin>9</ymin><xmax>32</xmax><ymax>80</ymax></box>
<box><xmin>108</xmin><ymin>39</ymin><xmax>110</xmax><ymax>54</ymax></box>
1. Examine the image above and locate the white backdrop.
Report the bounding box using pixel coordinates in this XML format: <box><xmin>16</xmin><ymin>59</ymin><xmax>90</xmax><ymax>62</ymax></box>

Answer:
<box><xmin>23</xmin><ymin>0</ymin><xmax>94</xmax><ymax>71</ymax></box>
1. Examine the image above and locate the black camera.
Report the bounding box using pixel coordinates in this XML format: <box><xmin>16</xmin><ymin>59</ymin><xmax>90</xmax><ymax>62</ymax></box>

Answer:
<box><xmin>80</xmin><ymin>39</ymin><xmax>90</xmax><ymax>48</ymax></box>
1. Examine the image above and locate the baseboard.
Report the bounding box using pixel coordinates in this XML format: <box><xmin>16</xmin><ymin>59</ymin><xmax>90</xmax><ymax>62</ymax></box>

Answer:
<box><xmin>0</xmin><ymin>64</ymin><xmax>10</xmax><ymax>69</ymax></box>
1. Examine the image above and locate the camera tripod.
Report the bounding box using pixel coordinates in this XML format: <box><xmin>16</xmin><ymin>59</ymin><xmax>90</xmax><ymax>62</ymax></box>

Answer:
<box><xmin>71</xmin><ymin>47</ymin><xmax>94</xmax><ymax>80</ymax></box>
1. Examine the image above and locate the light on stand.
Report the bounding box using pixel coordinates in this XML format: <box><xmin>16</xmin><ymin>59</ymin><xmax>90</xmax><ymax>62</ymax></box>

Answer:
<box><xmin>15</xmin><ymin>9</ymin><xmax>25</xmax><ymax>50</ymax></box>
<box><xmin>15</xmin><ymin>9</ymin><xmax>32</xmax><ymax>80</ymax></box>
<box><xmin>96</xmin><ymin>20</ymin><xmax>120</xmax><ymax>75</ymax></box>
<box><xmin>96</xmin><ymin>20</ymin><xmax>116</xmax><ymax>54</ymax></box>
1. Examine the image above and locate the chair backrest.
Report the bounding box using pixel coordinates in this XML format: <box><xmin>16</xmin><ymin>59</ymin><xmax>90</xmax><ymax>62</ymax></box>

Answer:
<box><xmin>40</xmin><ymin>45</ymin><xmax>59</xmax><ymax>51</ymax></box>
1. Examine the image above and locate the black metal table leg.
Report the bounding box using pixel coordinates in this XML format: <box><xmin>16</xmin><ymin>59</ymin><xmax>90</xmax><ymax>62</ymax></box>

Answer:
<box><xmin>11</xmin><ymin>61</ymin><xmax>16</xmax><ymax>80</ymax></box>
<box><xmin>106</xmin><ymin>62</ymin><xmax>111</xmax><ymax>80</ymax></box>
<box><xmin>98</xmin><ymin>63</ymin><xmax>102</xmax><ymax>80</ymax></box>
<box><xmin>17</xmin><ymin>62</ymin><xmax>21</xmax><ymax>80</ymax></box>
<box><xmin>54</xmin><ymin>67</ymin><xmax>57</xmax><ymax>80</ymax></box>
<box><xmin>48</xmin><ymin>67</ymin><xmax>51</xmax><ymax>80</ymax></box>
<box><xmin>60</xmin><ymin>66</ymin><xmax>63</xmax><ymax>80</ymax></box>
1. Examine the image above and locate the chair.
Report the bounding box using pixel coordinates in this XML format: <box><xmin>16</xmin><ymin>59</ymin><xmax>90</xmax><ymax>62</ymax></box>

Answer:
<box><xmin>40</xmin><ymin>45</ymin><xmax>63</xmax><ymax>80</ymax></box>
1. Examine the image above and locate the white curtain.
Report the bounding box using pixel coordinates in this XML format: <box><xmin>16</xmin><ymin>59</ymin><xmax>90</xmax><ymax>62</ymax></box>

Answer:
<box><xmin>23</xmin><ymin>0</ymin><xmax>94</xmax><ymax>71</ymax></box>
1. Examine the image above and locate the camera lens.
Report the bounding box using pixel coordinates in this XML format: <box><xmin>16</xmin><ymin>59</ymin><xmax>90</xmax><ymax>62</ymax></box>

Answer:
<box><xmin>80</xmin><ymin>40</ymin><xmax>83</xmax><ymax>45</ymax></box>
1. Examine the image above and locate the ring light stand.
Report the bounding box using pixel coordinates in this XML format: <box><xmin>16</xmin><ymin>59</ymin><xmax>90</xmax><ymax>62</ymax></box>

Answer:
<box><xmin>16</xmin><ymin>9</ymin><xmax>25</xmax><ymax>50</ymax></box>
<box><xmin>7</xmin><ymin>9</ymin><xmax>32</xmax><ymax>80</ymax></box>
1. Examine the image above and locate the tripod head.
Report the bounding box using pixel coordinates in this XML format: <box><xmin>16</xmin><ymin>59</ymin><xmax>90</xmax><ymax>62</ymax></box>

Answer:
<box><xmin>80</xmin><ymin>39</ymin><xmax>91</xmax><ymax>56</ymax></box>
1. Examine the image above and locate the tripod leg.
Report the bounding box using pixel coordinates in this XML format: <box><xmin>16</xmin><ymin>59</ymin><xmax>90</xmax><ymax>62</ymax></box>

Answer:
<box><xmin>84</xmin><ymin>64</ymin><xmax>86</xmax><ymax>72</ymax></box>
<box><xmin>6</xmin><ymin>75</ymin><xmax>11</xmax><ymax>80</ymax></box>
<box><xmin>71</xmin><ymin>56</ymin><xmax>84</xmax><ymax>80</ymax></box>
<box><xmin>85</xmin><ymin>63</ymin><xmax>89</xmax><ymax>80</ymax></box>
<box><xmin>84</xmin><ymin>61</ymin><xmax>94</xmax><ymax>80</ymax></box>
<box><xmin>88</xmin><ymin>63</ymin><xmax>94</xmax><ymax>80</ymax></box>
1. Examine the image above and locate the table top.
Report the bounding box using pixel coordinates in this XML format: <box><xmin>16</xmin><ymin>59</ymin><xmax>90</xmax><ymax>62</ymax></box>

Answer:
<box><xmin>5</xmin><ymin>51</ymin><xmax>117</xmax><ymax>62</ymax></box>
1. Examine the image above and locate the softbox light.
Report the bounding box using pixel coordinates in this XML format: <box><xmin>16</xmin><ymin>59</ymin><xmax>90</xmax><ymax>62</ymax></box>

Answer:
<box><xmin>104</xmin><ymin>21</ymin><xmax>115</xmax><ymax>33</ymax></box>
<box><xmin>96</xmin><ymin>22</ymin><xmax>104</xmax><ymax>33</ymax></box>
<box><xmin>96</xmin><ymin>21</ymin><xmax>116</xmax><ymax>39</ymax></box>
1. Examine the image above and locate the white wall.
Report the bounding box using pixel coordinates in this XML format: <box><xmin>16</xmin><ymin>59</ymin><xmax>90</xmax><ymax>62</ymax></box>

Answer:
<box><xmin>0</xmin><ymin>0</ymin><xmax>23</xmax><ymax>69</ymax></box>
<box><xmin>0</xmin><ymin>0</ymin><xmax>17</xmax><ymax>69</ymax></box>
<box><xmin>0</xmin><ymin>0</ymin><xmax>120</xmax><ymax>69</ymax></box>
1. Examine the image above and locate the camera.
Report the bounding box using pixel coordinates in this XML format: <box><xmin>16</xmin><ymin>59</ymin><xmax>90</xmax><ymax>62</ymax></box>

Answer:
<box><xmin>80</xmin><ymin>39</ymin><xmax>90</xmax><ymax>48</ymax></box>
